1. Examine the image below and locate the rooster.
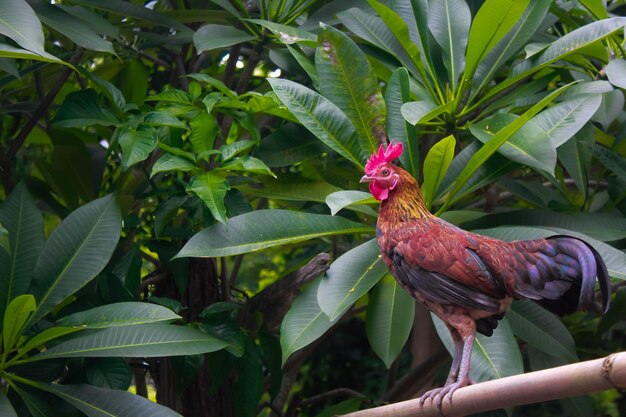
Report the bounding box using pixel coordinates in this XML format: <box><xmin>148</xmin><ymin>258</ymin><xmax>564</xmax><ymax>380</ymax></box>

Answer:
<box><xmin>360</xmin><ymin>141</ymin><xmax>611</xmax><ymax>407</ymax></box>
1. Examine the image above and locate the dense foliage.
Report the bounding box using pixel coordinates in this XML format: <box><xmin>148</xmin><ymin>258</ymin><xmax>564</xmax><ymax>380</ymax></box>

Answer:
<box><xmin>1</xmin><ymin>1</ymin><xmax>626</xmax><ymax>416</ymax></box>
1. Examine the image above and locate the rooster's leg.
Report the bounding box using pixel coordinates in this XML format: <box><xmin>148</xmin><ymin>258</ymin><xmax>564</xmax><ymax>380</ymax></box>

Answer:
<box><xmin>418</xmin><ymin>329</ymin><xmax>463</xmax><ymax>406</ymax></box>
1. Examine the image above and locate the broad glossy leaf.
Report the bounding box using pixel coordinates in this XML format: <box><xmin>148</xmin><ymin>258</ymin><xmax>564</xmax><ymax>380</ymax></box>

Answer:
<box><xmin>422</xmin><ymin>135</ymin><xmax>455</xmax><ymax>209</ymax></box>
<box><xmin>365</xmin><ymin>275</ymin><xmax>415</xmax><ymax>368</ymax></box>
<box><xmin>439</xmin><ymin>83</ymin><xmax>572</xmax><ymax>213</ymax></box>
<box><xmin>507</xmin><ymin>300</ymin><xmax>577</xmax><ymax>362</ymax></box>
<box><xmin>592</xmin><ymin>142</ymin><xmax>626</xmax><ymax>182</ymax></box>
<box><xmin>0</xmin><ymin>0</ymin><xmax>54</xmax><ymax>58</ymax></box>
<box><xmin>471</xmin><ymin>0</ymin><xmax>551</xmax><ymax>100</ymax></box>
<box><xmin>58</xmin><ymin>4</ymin><xmax>120</xmax><ymax>38</ymax></box>
<box><xmin>316</xmin><ymin>24</ymin><xmax>385</xmax><ymax>154</ymax></box>
<box><xmin>474</xmin><ymin>226</ymin><xmax>626</xmax><ymax>280</ymax></box>
<box><xmin>3</xmin><ymin>294</ymin><xmax>35</xmax><ymax>353</ymax></box>
<box><xmin>318</xmin><ymin>240</ymin><xmax>388</xmax><ymax>320</ymax></box>
<box><xmin>337</xmin><ymin>7</ymin><xmax>422</xmax><ymax>82</ymax></box>
<box><xmin>246</xmin><ymin>19</ymin><xmax>316</xmax><ymax>45</ymax></box>
<box><xmin>0</xmin><ymin>42</ymin><xmax>63</xmax><ymax>64</ymax></box>
<box><xmin>325</xmin><ymin>190</ymin><xmax>377</xmax><ymax>216</ymax></box>
<box><xmin>400</xmin><ymin>101</ymin><xmax>435</xmax><ymax>125</ymax></box>
<box><xmin>280</xmin><ymin>278</ymin><xmax>336</xmax><ymax>365</ymax></box>
<box><xmin>57</xmin><ymin>302</ymin><xmax>181</xmax><ymax>328</ymax></box>
<box><xmin>193</xmin><ymin>24</ymin><xmax>255</xmax><ymax>53</ymax></box>
<box><xmin>187</xmin><ymin>73</ymin><xmax>236</xmax><ymax>98</ymax></box>
<box><xmin>606</xmin><ymin>59</ymin><xmax>626</xmax><ymax>88</ymax></box>
<box><xmin>28</xmin><ymin>194</ymin><xmax>121</xmax><ymax>325</ymax></box>
<box><xmin>239</xmin><ymin>174</ymin><xmax>339</xmax><ymax>202</ymax></box>
<box><xmin>12</xmin><ymin>384</ymin><xmax>58</xmax><ymax>417</ymax></box>
<box><xmin>144</xmin><ymin>111</ymin><xmax>187</xmax><ymax>129</ymax></box>
<box><xmin>70</xmin><ymin>0</ymin><xmax>189</xmax><ymax>32</ymax></box>
<box><xmin>189</xmin><ymin>112</ymin><xmax>218</xmax><ymax>157</ymax></box>
<box><xmin>18</xmin><ymin>326</ymin><xmax>83</xmax><ymax>356</ymax></box>
<box><xmin>187</xmin><ymin>173</ymin><xmax>230</xmax><ymax>225</ymax></box>
<box><xmin>464</xmin><ymin>210</ymin><xmax>626</xmax><ymax>242</ymax></box>
<box><xmin>118</xmin><ymin>125</ymin><xmax>157</xmax><ymax>169</ymax></box>
<box><xmin>30</xmin><ymin>323</ymin><xmax>227</xmax><ymax>361</ymax></box>
<box><xmin>221</xmin><ymin>156</ymin><xmax>275</xmax><ymax>177</ymax></box>
<box><xmin>175</xmin><ymin>209</ymin><xmax>372</xmax><ymax>258</ymax></box>
<box><xmin>471</xmin><ymin>113</ymin><xmax>555</xmax><ymax>173</ymax></box>
<box><xmin>428</xmin><ymin>0</ymin><xmax>470</xmax><ymax>89</ymax></box>
<box><xmin>0</xmin><ymin>393</ymin><xmax>17</xmax><ymax>417</ymax></box>
<box><xmin>233</xmin><ymin>336</ymin><xmax>264</xmax><ymax>417</ymax></box>
<box><xmin>29</xmin><ymin>1</ymin><xmax>114</xmax><ymax>54</ymax></box>
<box><xmin>0</xmin><ymin>182</ymin><xmax>43</xmax><ymax>322</ymax></box>
<box><xmin>433</xmin><ymin>314</ymin><xmax>523</xmax><ymax>382</ymax></box>
<box><xmin>31</xmin><ymin>381</ymin><xmax>181</xmax><ymax>417</ymax></box>
<box><xmin>151</xmin><ymin>154</ymin><xmax>196</xmax><ymax>177</ymax></box>
<box><xmin>533</xmin><ymin>95</ymin><xmax>602</xmax><ymax>147</ymax></box>
<box><xmin>268</xmin><ymin>78</ymin><xmax>365</xmax><ymax>166</ymax></box>
<box><xmin>558</xmin><ymin>123</ymin><xmax>593</xmax><ymax>194</ymax></box>
<box><xmin>53</xmin><ymin>89</ymin><xmax>121</xmax><ymax>127</ymax></box>
<box><xmin>385</xmin><ymin>68</ymin><xmax>419</xmax><ymax>177</ymax></box>
<box><xmin>85</xmin><ymin>357</ymin><xmax>131</xmax><ymax>390</ymax></box>
<box><xmin>593</xmin><ymin>89</ymin><xmax>624</xmax><ymax>130</ymax></box>
<box><xmin>465</xmin><ymin>0</ymin><xmax>529</xmax><ymax>77</ymax></box>
<box><xmin>391</xmin><ymin>0</ymin><xmax>429</xmax><ymax>57</ymax></box>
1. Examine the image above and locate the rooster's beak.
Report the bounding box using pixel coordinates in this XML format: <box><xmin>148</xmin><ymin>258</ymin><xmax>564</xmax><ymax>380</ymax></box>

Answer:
<box><xmin>360</xmin><ymin>174</ymin><xmax>374</xmax><ymax>183</ymax></box>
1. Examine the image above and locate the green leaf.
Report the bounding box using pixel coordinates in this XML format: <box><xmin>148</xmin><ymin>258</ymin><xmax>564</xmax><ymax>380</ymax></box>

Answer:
<box><xmin>57</xmin><ymin>302</ymin><xmax>181</xmax><ymax>328</ymax></box>
<box><xmin>0</xmin><ymin>42</ymin><xmax>63</xmax><ymax>65</ymax></box>
<box><xmin>238</xmin><ymin>174</ymin><xmax>340</xmax><ymax>203</ymax></box>
<box><xmin>422</xmin><ymin>135</ymin><xmax>455</xmax><ymax>209</ymax></box>
<box><xmin>428</xmin><ymin>0</ymin><xmax>470</xmax><ymax>90</ymax></box>
<box><xmin>193</xmin><ymin>24</ymin><xmax>255</xmax><ymax>53</ymax></box>
<box><xmin>470</xmin><ymin>0</ymin><xmax>551</xmax><ymax>100</ymax></box>
<box><xmin>3</xmin><ymin>294</ymin><xmax>35</xmax><ymax>353</ymax></box>
<box><xmin>85</xmin><ymin>357</ymin><xmax>132</xmax><ymax>390</ymax></box>
<box><xmin>175</xmin><ymin>210</ymin><xmax>372</xmax><ymax>258</ymax></box>
<box><xmin>385</xmin><ymin>67</ymin><xmax>419</xmax><ymax>177</ymax></box>
<box><xmin>187</xmin><ymin>173</ymin><xmax>230</xmax><ymax>225</ymax></box>
<box><xmin>144</xmin><ymin>111</ymin><xmax>187</xmax><ymax>129</ymax></box>
<box><xmin>28</xmin><ymin>194</ymin><xmax>121</xmax><ymax>325</ymax></box>
<box><xmin>280</xmin><ymin>278</ymin><xmax>336</xmax><ymax>366</ymax></box>
<box><xmin>470</xmin><ymin>113</ymin><xmax>555</xmax><ymax>173</ymax></box>
<box><xmin>233</xmin><ymin>336</ymin><xmax>264</xmax><ymax>417</ymax></box>
<box><xmin>189</xmin><ymin>112</ymin><xmax>218</xmax><ymax>157</ymax></box>
<box><xmin>151</xmin><ymin>154</ymin><xmax>196</xmax><ymax>177</ymax></box>
<box><xmin>439</xmin><ymin>83</ymin><xmax>573</xmax><ymax>213</ymax></box>
<box><xmin>0</xmin><ymin>223</ymin><xmax>8</xmax><ymax>253</ymax></box>
<box><xmin>220</xmin><ymin>156</ymin><xmax>275</xmax><ymax>177</ymax></box>
<box><xmin>325</xmin><ymin>190</ymin><xmax>377</xmax><ymax>216</ymax></box>
<box><xmin>533</xmin><ymin>95</ymin><xmax>603</xmax><ymax>147</ymax></box>
<box><xmin>220</xmin><ymin>139</ymin><xmax>254</xmax><ymax>161</ymax></box>
<box><xmin>433</xmin><ymin>314</ymin><xmax>523</xmax><ymax>382</ymax></box>
<box><xmin>474</xmin><ymin>226</ymin><xmax>626</xmax><ymax>280</ymax></box>
<box><xmin>29</xmin><ymin>323</ymin><xmax>227</xmax><ymax>361</ymax></box>
<box><xmin>187</xmin><ymin>73</ymin><xmax>236</xmax><ymax>98</ymax></box>
<box><xmin>17</xmin><ymin>326</ymin><xmax>83</xmax><ymax>356</ymax></box>
<box><xmin>69</xmin><ymin>0</ymin><xmax>189</xmax><ymax>32</ymax></box>
<box><xmin>316</xmin><ymin>24</ymin><xmax>385</xmax><ymax>154</ymax></box>
<box><xmin>52</xmin><ymin>89</ymin><xmax>121</xmax><ymax>127</ymax></box>
<box><xmin>0</xmin><ymin>392</ymin><xmax>17</xmax><ymax>417</ymax></box>
<box><xmin>465</xmin><ymin>0</ymin><xmax>529</xmax><ymax>77</ymax></box>
<box><xmin>0</xmin><ymin>0</ymin><xmax>58</xmax><ymax>59</ymax></box>
<box><xmin>558</xmin><ymin>123</ymin><xmax>593</xmax><ymax>194</ymax></box>
<box><xmin>118</xmin><ymin>125</ymin><xmax>158</xmax><ymax>169</ymax></box>
<box><xmin>606</xmin><ymin>59</ymin><xmax>626</xmax><ymax>89</ymax></box>
<box><xmin>11</xmin><ymin>384</ymin><xmax>58</xmax><ymax>417</ymax></box>
<box><xmin>0</xmin><ymin>182</ymin><xmax>43</xmax><ymax>322</ymax></box>
<box><xmin>28</xmin><ymin>1</ymin><xmax>114</xmax><ymax>54</ymax></box>
<box><xmin>245</xmin><ymin>19</ymin><xmax>317</xmax><ymax>46</ymax></box>
<box><xmin>507</xmin><ymin>300</ymin><xmax>577</xmax><ymax>362</ymax></box>
<box><xmin>592</xmin><ymin>143</ymin><xmax>626</xmax><ymax>182</ymax></box>
<box><xmin>27</xmin><ymin>381</ymin><xmax>181</xmax><ymax>417</ymax></box>
<box><xmin>337</xmin><ymin>7</ymin><xmax>423</xmax><ymax>82</ymax></box>
<box><xmin>267</xmin><ymin>78</ymin><xmax>365</xmax><ymax>166</ymax></box>
<box><xmin>365</xmin><ymin>275</ymin><xmax>415</xmax><ymax>368</ymax></box>
<box><xmin>318</xmin><ymin>240</ymin><xmax>388</xmax><ymax>320</ymax></box>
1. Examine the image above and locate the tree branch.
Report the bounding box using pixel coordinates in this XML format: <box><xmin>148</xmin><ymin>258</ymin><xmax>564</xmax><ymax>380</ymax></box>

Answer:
<box><xmin>341</xmin><ymin>352</ymin><xmax>626</xmax><ymax>417</ymax></box>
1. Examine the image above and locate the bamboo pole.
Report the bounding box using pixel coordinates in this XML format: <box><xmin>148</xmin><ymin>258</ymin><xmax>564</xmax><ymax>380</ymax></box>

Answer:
<box><xmin>341</xmin><ymin>352</ymin><xmax>626</xmax><ymax>417</ymax></box>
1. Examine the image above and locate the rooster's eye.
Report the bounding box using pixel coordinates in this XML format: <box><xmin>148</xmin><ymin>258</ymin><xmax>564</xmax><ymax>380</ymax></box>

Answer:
<box><xmin>382</xmin><ymin>169</ymin><xmax>390</xmax><ymax>176</ymax></box>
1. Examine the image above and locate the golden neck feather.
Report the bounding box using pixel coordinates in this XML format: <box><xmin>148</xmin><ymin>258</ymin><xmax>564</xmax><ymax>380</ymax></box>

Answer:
<box><xmin>379</xmin><ymin>168</ymin><xmax>432</xmax><ymax>223</ymax></box>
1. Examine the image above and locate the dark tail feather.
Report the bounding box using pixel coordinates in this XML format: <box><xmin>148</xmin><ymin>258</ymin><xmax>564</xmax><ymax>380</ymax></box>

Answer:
<box><xmin>547</xmin><ymin>235</ymin><xmax>611</xmax><ymax>314</ymax></box>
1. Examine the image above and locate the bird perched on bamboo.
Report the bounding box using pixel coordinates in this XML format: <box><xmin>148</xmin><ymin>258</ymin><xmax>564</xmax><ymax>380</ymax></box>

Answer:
<box><xmin>360</xmin><ymin>141</ymin><xmax>611</xmax><ymax>408</ymax></box>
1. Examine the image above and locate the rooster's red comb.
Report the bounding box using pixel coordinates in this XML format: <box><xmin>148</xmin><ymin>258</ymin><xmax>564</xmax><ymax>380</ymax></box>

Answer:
<box><xmin>364</xmin><ymin>141</ymin><xmax>403</xmax><ymax>174</ymax></box>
